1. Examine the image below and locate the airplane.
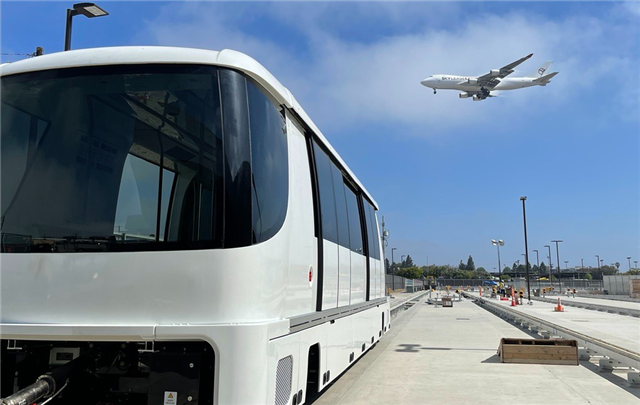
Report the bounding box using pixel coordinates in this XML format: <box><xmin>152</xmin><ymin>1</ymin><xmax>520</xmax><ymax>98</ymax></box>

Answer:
<box><xmin>420</xmin><ymin>53</ymin><xmax>559</xmax><ymax>101</ymax></box>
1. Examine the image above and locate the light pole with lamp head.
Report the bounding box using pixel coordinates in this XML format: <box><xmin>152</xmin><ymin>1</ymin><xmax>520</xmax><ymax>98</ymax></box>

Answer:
<box><xmin>391</xmin><ymin>248</ymin><xmax>397</xmax><ymax>291</ymax></box>
<box><xmin>65</xmin><ymin>3</ymin><xmax>109</xmax><ymax>51</ymax></box>
<box><xmin>551</xmin><ymin>240</ymin><xmax>563</xmax><ymax>292</ymax></box>
<box><xmin>520</xmin><ymin>196</ymin><xmax>532</xmax><ymax>304</ymax></box>
<box><xmin>628</xmin><ymin>257</ymin><xmax>632</xmax><ymax>272</ymax></box>
<box><xmin>491</xmin><ymin>239</ymin><xmax>504</xmax><ymax>280</ymax></box>
<box><xmin>533</xmin><ymin>249</ymin><xmax>539</xmax><ymax>289</ymax></box>
<box><xmin>544</xmin><ymin>245</ymin><xmax>552</xmax><ymax>290</ymax></box>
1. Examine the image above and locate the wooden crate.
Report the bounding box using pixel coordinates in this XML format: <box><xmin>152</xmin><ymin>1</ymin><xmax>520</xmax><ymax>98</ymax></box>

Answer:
<box><xmin>441</xmin><ymin>297</ymin><xmax>453</xmax><ymax>307</ymax></box>
<box><xmin>630</xmin><ymin>280</ymin><xmax>640</xmax><ymax>298</ymax></box>
<box><xmin>498</xmin><ymin>338</ymin><xmax>579</xmax><ymax>365</ymax></box>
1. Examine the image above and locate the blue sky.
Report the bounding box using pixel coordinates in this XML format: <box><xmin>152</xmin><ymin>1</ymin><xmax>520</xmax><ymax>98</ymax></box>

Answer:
<box><xmin>2</xmin><ymin>1</ymin><xmax>639</xmax><ymax>271</ymax></box>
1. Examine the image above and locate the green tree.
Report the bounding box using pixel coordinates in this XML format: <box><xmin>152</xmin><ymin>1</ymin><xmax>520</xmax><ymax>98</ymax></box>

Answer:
<box><xmin>585</xmin><ymin>272</ymin><xmax>593</xmax><ymax>280</ymax></box>
<box><xmin>396</xmin><ymin>266</ymin><xmax>422</xmax><ymax>279</ymax></box>
<box><xmin>539</xmin><ymin>262</ymin><xmax>547</xmax><ymax>274</ymax></box>
<box><xmin>404</xmin><ymin>255</ymin><xmax>414</xmax><ymax>267</ymax></box>
<box><xmin>466</xmin><ymin>255</ymin><xmax>475</xmax><ymax>271</ymax></box>
<box><xmin>474</xmin><ymin>267</ymin><xmax>490</xmax><ymax>279</ymax></box>
<box><xmin>531</xmin><ymin>264</ymin><xmax>540</xmax><ymax>275</ymax></box>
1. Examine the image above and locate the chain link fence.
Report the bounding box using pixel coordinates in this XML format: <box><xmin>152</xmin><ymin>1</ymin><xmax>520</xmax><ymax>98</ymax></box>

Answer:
<box><xmin>385</xmin><ymin>274</ymin><xmax>427</xmax><ymax>293</ymax></box>
<box><xmin>434</xmin><ymin>278</ymin><xmax>604</xmax><ymax>293</ymax></box>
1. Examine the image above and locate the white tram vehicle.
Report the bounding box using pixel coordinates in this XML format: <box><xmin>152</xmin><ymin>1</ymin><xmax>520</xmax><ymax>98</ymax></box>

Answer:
<box><xmin>0</xmin><ymin>47</ymin><xmax>390</xmax><ymax>405</ymax></box>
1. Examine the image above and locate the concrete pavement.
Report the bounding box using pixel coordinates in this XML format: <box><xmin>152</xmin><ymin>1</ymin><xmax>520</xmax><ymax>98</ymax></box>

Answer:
<box><xmin>312</xmin><ymin>297</ymin><xmax>640</xmax><ymax>405</ymax></box>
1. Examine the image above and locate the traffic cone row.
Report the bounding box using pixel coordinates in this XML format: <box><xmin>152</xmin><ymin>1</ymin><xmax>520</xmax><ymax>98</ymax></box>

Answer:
<box><xmin>554</xmin><ymin>297</ymin><xmax>564</xmax><ymax>312</ymax></box>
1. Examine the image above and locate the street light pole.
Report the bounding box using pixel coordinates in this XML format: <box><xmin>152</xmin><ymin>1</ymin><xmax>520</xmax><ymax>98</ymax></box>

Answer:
<box><xmin>596</xmin><ymin>255</ymin><xmax>600</xmax><ymax>273</ymax></box>
<box><xmin>64</xmin><ymin>3</ymin><xmax>109</xmax><ymax>51</ymax></box>
<box><xmin>492</xmin><ymin>239</ymin><xmax>504</xmax><ymax>280</ymax></box>
<box><xmin>551</xmin><ymin>240</ymin><xmax>563</xmax><ymax>292</ymax></box>
<box><xmin>391</xmin><ymin>248</ymin><xmax>397</xmax><ymax>291</ymax></box>
<box><xmin>544</xmin><ymin>245</ymin><xmax>552</xmax><ymax>288</ymax></box>
<box><xmin>628</xmin><ymin>256</ymin><xmax>632</xmax><ymax>272</ymax></box>
<box><xmin>520</xmin><ymin>196</ymin><xmax>532</xmax><ymax>304</ymax></box>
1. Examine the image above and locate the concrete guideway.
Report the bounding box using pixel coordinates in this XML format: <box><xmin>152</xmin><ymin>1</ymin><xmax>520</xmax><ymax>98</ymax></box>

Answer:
<box><xmin>532</xmin><ymin>295</ymin><xmax>640</xmax><ymax>317</ymax></box>
<box><xmin>312</xmin><ymin>298</ymin><xmax>640</xmax><ymax>405</ymax></box>
<box><xmin>466</xmin><ymin>292</ymin><xmax>640</xmax><ymax>357</ymax></box>
<box><xmin>465</xmin><ymin>291</ymin><xmax>640</xmax><ymax>388</ymax></box>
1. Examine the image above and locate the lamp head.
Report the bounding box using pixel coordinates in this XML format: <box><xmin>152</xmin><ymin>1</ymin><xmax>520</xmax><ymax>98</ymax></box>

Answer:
<box><xmin>520</xmin><ymin>196</ymin><xmax>527</xmax><ymax>201</ymax></box>
<box><xmin>73</xmin><ymin>3</ymin><xmax>109</xmax><ymax>18</ymax></box>
<box><xmin>498</xmin><ymin>240</ymin><xmax>504</xmax><ymax>246</ymax></box>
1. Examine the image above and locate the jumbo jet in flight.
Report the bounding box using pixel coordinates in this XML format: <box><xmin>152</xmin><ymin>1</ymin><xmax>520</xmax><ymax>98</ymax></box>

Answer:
<box><xmin>420</xmin><ymin>53</ymin><xmax>558</xmax><ymax>101</ymax></box>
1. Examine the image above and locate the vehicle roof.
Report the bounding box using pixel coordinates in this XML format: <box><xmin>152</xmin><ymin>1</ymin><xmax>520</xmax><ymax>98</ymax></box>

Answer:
<box><xmin>0</xmin><ymin>46</ymin><xmax>378</xmax><ymax>209</ymax></box>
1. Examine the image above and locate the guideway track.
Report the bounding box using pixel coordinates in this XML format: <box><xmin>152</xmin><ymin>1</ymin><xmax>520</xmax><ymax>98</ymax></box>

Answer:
<box><xmin>531</xmin><ymin>296</ymin><xmax>640</xmax><ymax>317</ymax></box>
<box><xmin>464</xmin><ymin>293</ymin><xmax>640</xmax><ymax>374</ymax></box>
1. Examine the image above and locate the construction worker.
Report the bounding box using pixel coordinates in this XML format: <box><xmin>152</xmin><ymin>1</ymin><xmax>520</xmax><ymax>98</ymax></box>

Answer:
<box><xmin>518</xmin><ymin>290</ymin><xmax>524</xmax><ymax>305</ymax></box>
<box><xmin>572</xmin><ymin>288</ymin><xmax>576</xmax><ymax>298</ymax></box>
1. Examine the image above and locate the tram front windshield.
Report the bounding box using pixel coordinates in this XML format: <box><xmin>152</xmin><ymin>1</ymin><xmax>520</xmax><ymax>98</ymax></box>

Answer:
<box><xmin>1</xmin><ymin>64</ymin><xmax>287</xmax><ymax>253</ymax></box>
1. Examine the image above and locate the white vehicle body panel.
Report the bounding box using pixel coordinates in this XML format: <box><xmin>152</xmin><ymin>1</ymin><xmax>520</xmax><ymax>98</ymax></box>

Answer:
<box><xmin>0</xmin><ymin>46</ymin><xmax>391</xmax><ymax>405</ymax></box>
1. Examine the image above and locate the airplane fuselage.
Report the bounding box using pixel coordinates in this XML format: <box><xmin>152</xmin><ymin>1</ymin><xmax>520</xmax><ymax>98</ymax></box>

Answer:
<box><xmin>421</xmin><ymin>75</ymin><xmax>540</xmax><ymax>92</ymax></box>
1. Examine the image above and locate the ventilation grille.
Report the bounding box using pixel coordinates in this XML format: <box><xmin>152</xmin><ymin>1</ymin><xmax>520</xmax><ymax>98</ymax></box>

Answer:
<box><xmin>274</xmin><ymin>355</ymin><xmax>293</xmax><ymax>405</ymax></box>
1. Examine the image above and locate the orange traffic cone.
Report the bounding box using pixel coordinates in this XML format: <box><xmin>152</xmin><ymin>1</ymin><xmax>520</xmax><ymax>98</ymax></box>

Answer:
<box><xmin>554</xmin><ymin>297</ymin><xmax>564</xmax><ymax>312</ymax></box>
<box><xmin>510</xmin><ymin>291</ymin><xmax>517</xmax><ymax>307</ymax></box>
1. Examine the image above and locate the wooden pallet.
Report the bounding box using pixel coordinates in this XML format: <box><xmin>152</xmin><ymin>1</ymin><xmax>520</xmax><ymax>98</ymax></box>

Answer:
<box><xmin>498</xmin><ymin>338</ymin><xmax>579</xmax><ymax>365</ymax></box>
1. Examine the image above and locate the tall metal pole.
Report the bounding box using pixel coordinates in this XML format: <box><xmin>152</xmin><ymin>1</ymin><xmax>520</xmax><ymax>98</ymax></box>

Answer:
<box><xmin>533</xmin><ymin>249</ymin><xmax>539</xmax><ymax>288</ymax></box>
<box><xmin>544</xmin><ymin>245</ymin><xmax>552</xmax><ymax>290</ymax></box>
<box><xmin>391</xmin><ymin>248</ymin><xmax>397</xmax><ymax>291</ymax></box>
<box><xmin>628</xmin><ymin>256</ymin><xmax>632</xmax><ymax>272</ymax></box>
<box><xmin>552</xmin><ymin>240</ymin><xmax>563</xmax><ymax>292</ymax></box>
<box><xmin>520</xmin><ymin>197</ymin><xmax>531</xmax><ymax>303</ymax></box>
<box><xmin>64</xmin><ymin>8</ymin><xmax>76</xmax><ymax>51</ymax></box>
<box><xmin>497</xmin><ymin>244</ymin><xmax>502</xmax><ymax>280</ymax></box>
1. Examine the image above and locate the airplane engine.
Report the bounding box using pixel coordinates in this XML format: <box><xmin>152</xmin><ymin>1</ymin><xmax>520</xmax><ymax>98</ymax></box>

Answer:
<box><xmin>490</xmin><ymin>69</ymin><xmax>500</xmax><ymax>76</ymax></box>
<box><xmin>459</xmin><ymin>92</ymin><xmax>470</xmax><ymax>99</ymax></box>
<box><xmin>472</xmin><ymin>95</ymin><xmax>482</xmax><ymax>101</ymax></box>
<box><xmin>467</xmin><ymin>78</ymin><xmax>478</xmax><ymax>85</ymax></box>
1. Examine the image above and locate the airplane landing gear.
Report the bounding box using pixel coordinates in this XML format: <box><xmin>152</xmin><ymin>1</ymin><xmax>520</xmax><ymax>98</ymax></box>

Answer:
<box><xmin>433</xmin><ymin>89</ymin><xmax>437</xmax><ymax>94</ymax></box>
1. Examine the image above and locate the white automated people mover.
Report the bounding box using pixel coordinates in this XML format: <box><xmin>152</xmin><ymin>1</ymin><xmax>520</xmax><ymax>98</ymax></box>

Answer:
<box><xmin>0</xmin><ymin>47</ymin><xmax>389</xmax><ymax>405</ymax></box>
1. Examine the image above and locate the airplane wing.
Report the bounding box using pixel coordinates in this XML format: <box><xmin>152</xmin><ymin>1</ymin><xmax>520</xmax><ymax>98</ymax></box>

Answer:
<box><xmin>475</xmin><ymin>53</ymin><xmax>534</xmax><ymax>88</ymax></box>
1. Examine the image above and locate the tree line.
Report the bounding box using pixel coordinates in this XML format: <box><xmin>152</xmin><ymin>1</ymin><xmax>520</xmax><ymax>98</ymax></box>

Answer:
<box><xmin>385</xmin><ymin>254</ymin><xmax>631</xmax><ymax>281</ymax></box>
<box><xmin>386</xmin><ymin>255</ymin><xmax>490</xmax><ymax>280</ymax></box>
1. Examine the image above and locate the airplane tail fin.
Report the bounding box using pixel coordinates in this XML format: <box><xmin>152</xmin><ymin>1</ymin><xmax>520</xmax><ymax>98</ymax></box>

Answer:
<box><xmin>528</xmin><ymin>61</ymin><xmax>553</xmax><ymax>78</ymax></box>
<box><xmin>533</xmin><ymin>71</ymin><xmax>559</xmax><ymax>86</ymax></box>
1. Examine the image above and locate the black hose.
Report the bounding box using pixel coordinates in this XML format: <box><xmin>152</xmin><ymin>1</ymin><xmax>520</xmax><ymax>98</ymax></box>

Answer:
<box><xmin>0</xmin><ymin>378</ymin><xmax>52</xmax><ymax>405</ymax></box>
<box><xmin>0</xmin><ymin>352</ymin><xmax>90</xmax><ymax>405</ymax></box>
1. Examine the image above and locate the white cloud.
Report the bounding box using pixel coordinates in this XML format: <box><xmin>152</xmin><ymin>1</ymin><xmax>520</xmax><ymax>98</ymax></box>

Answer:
<box><xmin>138</xmin><ymin>3</ymin><xmax>639</xmax><ymax>135</ymax></box>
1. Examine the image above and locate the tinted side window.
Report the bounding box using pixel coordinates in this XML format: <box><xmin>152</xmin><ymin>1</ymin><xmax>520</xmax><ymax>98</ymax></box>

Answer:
<box><xmin>365</xmin><ymin>201</ymin><xmax>381</xmax><ymax>260</ymax></box>
<box><xmin>331</xmin><ymin>164</ymin><xmax>350</xmax><ymax>249</ymax></box>
<box><xmin>363</xmin><ymin>202</ymin><xmax>375</xmax><ymax>259</ymax></box>
<box><xmin>220</xmin><ymin>69</ymin><xmax>252</xmax><ymax>248</ymax></box>
<box><xmin>247</xmin><ymin>81</ymin><xmax>288</xmax><ymax>243</ymax></box>
<box><xmin>313</xmin><ymin>142</ymin><xmax>338</xmax><ymax>244</ymax></box>
<box><xmin>344</xmin><ymin>182</ymin><xmax>363</xmax><ymax>254</ymax></box>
